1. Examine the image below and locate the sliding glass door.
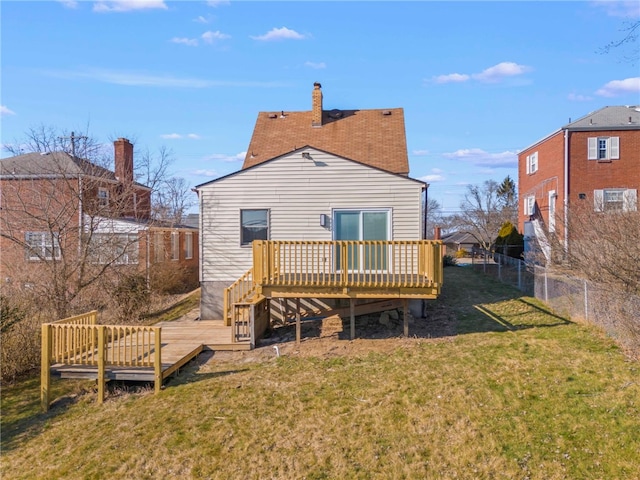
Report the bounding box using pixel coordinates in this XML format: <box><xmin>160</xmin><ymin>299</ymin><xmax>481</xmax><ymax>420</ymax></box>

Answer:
<box><xmin>334</xmin><ymin>210</ymin><xmax>390</xmax><ymax>271</ymax></box>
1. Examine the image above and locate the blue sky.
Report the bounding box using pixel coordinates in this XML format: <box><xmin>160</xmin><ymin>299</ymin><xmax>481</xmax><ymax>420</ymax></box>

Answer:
<box><xmin>2</xmin><ymin>1</ymin><xmax>639</xmax><ymax>215</ymax></box>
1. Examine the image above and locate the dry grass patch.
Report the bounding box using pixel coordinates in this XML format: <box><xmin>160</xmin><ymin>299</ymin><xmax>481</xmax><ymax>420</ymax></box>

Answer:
<box><xmin>2</xmin><ymin>269</ymin><xmax>639</xmax><ymax>479</ymax></box>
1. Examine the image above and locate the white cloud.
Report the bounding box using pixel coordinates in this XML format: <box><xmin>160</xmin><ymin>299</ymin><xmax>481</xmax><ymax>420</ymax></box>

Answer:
<box><xmin>412</xmin><ymin>149</ymin><xmax>430</xmax><ymax>156</ymax></box>
<box><xmin>1</xmin><ymin>105</ymin><xmax>16</xmax><ymax>116</ymax></box>
<box><xmin>591</xmin><ymin>0</ymin><xmax>640</xmax><ymax>18</ymax></box>
<box><xmin>429</xmin><ymin>62</ymin><xmax>531</xmax><ymax>86</ymax></box>
<box><xmin>206</xmin><ymin>0</ymin><xmax>230</xmax><ymax>7</ymax></box>
<box><xmin>161</xmin><ymin>133</ymin><xmax>201</xmax><ymax>140</ymax></box>
<box><xmin>93</xmin><ymin>1</ymin><xmax>168</xmax><ymax>13</ymax></box>
<box><xmin>443</xmin><ymin>148</ymin><xmax>518</xmax><ymax>168</ymax></box>
<box><xmin>193</xmin><ymin>15</ymin><xmax>212</xmax><ymax>24</ymax></box>
<box><xmin>419</xmin><ymin>174</ymin><xmax>445</xmax><ymax>183</ymax></box>
<box><xmin>193</xmin><ymin>169</ymin><xmax>219</xmax><ymax>177</ymax></box>
<box><xmin>43</xmin><ymin>68</ymin><xmax>290</xmax><ymax>88</ymax></box>
<box><xmin>595</xmin><ymin>77</ymin><xmax>640</xmax><ymax>97</ymax></box>
<box><xmin>471</xmin><ymin>62</ymin><xmax>532</xmax><ymax>83</ymax></box>
<box><xmin>207</xmin><ymin>152</ymin><xmax>246</xmax><ymax>163</ymax></box>
<box><xmin>305</xmin><ymin>61</ymin><xmax>326</xmax><ymax>69</ymax></box>
<box><xmin>202</xmin><ymin>30</ymin><xmax>231</xmax><ymax>44</ymax></box>
<box><xmin>567</xmin><ymin>92</ymin><xmax>593</xmax><ymax>101</ymax></box>
<box><xmin>433</xmin><ymin>73</ymin><xmax>470</xmax><ymax>84</ymax></box>
<box><xmin>171</xmin><ymin>37</ymin><xmax>198</xmax><ymax>47</ymax></box>
<box><xmin>251</xmin><ymin>27</ymin><xmax>307</xmax><ymax>42</ymax></box>
<box><xmin>58</xmin><ymin>0</ymin><xmax>78</xmax><ymax>8</ymax></box>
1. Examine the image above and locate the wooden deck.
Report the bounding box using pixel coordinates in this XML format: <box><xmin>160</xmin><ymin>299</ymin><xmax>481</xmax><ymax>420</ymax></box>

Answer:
<box><xmin>49</xmin><ymin>321</ymin><xmax>250</xmax><ymax>384</ymax></box>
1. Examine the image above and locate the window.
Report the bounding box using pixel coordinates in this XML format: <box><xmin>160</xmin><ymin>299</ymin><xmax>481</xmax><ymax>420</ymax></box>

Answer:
<box><xmin>25</xmin><ymin>232</ymin><xmax>60</xmax><ymax>261</ymax></box>
<box><xmin>98</xmin><ymin>188</ymin><xmax>109</xmax><ymax>207</ymax></box>
<box><xmin>184</xmin><ymin>232</ymin><xmax>193</xmax><ymax>259</ymax></box>
<box><xmin>594</xmin><ymin>189</ymin><xmax>637</xmax><ymax>212</ymax></box>
<box><xmin>524</xmin><ymin>195</ymin><xmax>536</xmax><ymax>216</ymax></box>
<box><xmin>526</xmin><ymin>151</ymin><xmax>538</xmax><ymax>174</ymax></box>
<box><xmin>171</xmin><ymin>232</ymin><xmax>179</xmax><ymax>260</ymax></box>
<box><xmin>90</xmin><ymin>233</ymin><xmax>138</xmax><ymax>265</ymax></box>
<box><xmin>588</xmin><ymin>137</ymin><xmax>619</xmax><ymax>161</ymax></box>
<box><xmin>154</xmin><ymin>232</ymin><xmax>165</xmax><ymax>262</ymax></box>
<box><xmin>241</xmin><ymin>209</ymin><xmax>269</xmax><ymax>246</ymax></box>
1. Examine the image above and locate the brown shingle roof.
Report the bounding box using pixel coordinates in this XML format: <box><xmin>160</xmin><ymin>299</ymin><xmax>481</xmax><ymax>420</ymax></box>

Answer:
<box><xmin>242</xmin><ymin>108</ymin><xmax>410</xmax><ymax>175</ymax></box>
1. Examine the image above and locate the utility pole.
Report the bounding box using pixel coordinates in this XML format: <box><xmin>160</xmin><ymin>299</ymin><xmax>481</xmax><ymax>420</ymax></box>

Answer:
<box><xmin>59</xmin><ymin>131</ymin><xmax>88</xmax><ymax>158</ymax></box>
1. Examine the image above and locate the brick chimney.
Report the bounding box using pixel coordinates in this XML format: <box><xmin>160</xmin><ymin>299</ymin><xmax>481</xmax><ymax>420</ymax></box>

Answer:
<box><xmin>312</xmin><ymin>82</ymin><xmax>323</xmax><ymax>127</ymax></box>
<box><xmin>114</xmin><ymin>138</ymin><xmax>133</xmax><ymax>184</ymax></box>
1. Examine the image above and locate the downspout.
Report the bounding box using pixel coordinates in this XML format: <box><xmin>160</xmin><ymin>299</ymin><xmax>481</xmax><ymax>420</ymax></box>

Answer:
<box><xmin>563</xmin><ymin>129</ymin><xmax>569</xmax><ymax>255</ymax></box>
<box><xmin>423</xmin><ymin>184</ymin><xmax>429</xmax><ymax>240</ymax></box>
<box><xmin>146</xmin><ymin>229</ymin><xmax>150</xmax><ymax>289</ymax></box>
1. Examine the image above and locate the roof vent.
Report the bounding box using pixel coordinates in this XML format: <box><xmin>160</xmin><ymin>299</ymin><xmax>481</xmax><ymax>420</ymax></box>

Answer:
<box><xmin>268</xmin><ymin>113</ymin><xmax>277</xmax><ymax>119</ymax></box>
<box><xmin>382</xmin><ymin>110</ymin><xmax>392</xmax><ymax>116</ymax></box>
<box><xmin>328</xmin><ymin>109</ymin><xmax>343</xmax><ymax>119</ymax></box>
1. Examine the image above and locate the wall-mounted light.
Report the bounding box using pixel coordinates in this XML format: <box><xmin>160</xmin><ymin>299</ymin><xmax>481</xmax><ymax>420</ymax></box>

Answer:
<box><xmin>302</xmin><ymin>152</ymin><xmax>312</xmax><ymax>160</ymax></box>
<box><xmin>579</xmin><ymin>193</ymin><xmax>586</xmax><ymax>199</ymax></box>
<box><xmin>320</xmin><ymin>214</ymin><xmax>328</xmax><ymax>227</ymax></box>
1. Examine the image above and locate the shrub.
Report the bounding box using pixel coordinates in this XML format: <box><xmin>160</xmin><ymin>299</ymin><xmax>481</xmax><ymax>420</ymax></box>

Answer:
<box><xmin>0</xmin><ymin>295</ymin><xmax>42</xmax><ymax>383</ymax></box>
<box><xmin>455</xmin><ymin>248</ymin><xmax>469</xmax><ymax>259</ymax></box>
<box><xmin>443</xmin><ymin>255</ymin><xmax>458</xmax><ymax>267</ymax></box>
<box><xmin>112</xmin><ymin>274</ymin><xmax>151</xmax><ymax>323</ymax></box>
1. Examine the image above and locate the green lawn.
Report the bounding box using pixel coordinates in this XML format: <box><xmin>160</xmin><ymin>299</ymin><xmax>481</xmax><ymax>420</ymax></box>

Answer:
<box><xmin>2</xmin><ymin>268</ymin><xmax>638</xmax><ymax>479</ymax></box>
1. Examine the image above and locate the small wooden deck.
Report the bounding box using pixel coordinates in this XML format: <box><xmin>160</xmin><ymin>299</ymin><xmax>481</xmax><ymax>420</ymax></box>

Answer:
<box><xmin>50</xmin><ymin>320</ymin><xmax>250</xmax><ymax>383</ymax></box>
<box><xmin>41</xmin><ymin>313</ymin><xmax>251</xmax><ymax>410</ymax></box>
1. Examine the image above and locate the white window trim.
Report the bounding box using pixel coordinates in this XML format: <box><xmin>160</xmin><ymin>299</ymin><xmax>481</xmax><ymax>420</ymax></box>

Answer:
<box><xmin>588</xmin><ymin>136</ymin><xmax>620</xmax><ymax>161</ymax></box>
<box><xmin>526</xmin><ymin>151</ymin><xmax>538</xmax><ymax>174</ymax></box>
<box><xmin>523</xmin><ymin>195</ymin><xmax>535</xmax><ymax>216</ymax></box>
<box><xmin>594</xmin><ymin>188</ymin><xmax>637</xmax><ymax>212</ymax></box>
<box><xmin>98</xmin><ymin>187</ymin><xmax>109</xmax><ymax>207</ymax></box>
<box><xmin>25</xmin><ymin>232</ymin><xmax>61</xmax><ymax>261</ymax></box>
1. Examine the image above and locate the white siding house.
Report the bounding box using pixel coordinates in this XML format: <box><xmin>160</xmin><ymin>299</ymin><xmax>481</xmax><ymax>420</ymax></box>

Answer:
<box><xmin>196</xmin><ymin>147</ymin><xmax>425</xmax><ymax>319</ymax></box>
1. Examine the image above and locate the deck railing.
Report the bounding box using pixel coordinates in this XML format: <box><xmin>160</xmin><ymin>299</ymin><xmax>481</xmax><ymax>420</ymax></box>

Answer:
<box><xmin>41</xmin><ymin>314</ymin><xmax>162</xmax><ymax>412</ymax></box>
<box><xmin>223</xmin><ymin>267</ymin><xmax>256</xmax><ymax>326</ymax></box>
<box><xmin>252</xmin><ymin>240</ymin><xmax>443</xmax><ymax>290</ymax></box>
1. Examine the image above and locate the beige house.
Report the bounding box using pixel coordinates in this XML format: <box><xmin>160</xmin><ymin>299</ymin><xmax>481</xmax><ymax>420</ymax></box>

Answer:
<box><xmin>196</xmin><ymin>83</ymin><xmax>440</xmax><ymax>331</ymax></box>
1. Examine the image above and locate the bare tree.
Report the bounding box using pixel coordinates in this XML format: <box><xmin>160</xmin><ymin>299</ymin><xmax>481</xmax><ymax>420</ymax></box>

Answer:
<box><xmin>1</xmin><ymin>129</ymin><xmax>151</xmax><ymax>318</ymax></box>
<box><xmin>154</xmin><ymin>177</ymin><xmax>196</xmax><ymax>225</ymax></box>
<box><xmin>451</xmin><ymin>179</ymin><xmax>513</xmax><ymax>253</ymax></box>
<box><xmin>599</xmin><ymin>19</ymin><xmax>640</xmax><ymax>65</ymax></box>
<box><xmin>556</xmin><ymin>204</ymin><xmax>640</xmax><ymax>295</ymax></box>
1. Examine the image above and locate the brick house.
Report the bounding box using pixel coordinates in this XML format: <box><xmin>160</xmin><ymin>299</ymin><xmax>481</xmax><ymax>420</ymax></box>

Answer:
<box><xmin>518</xmin><ymin>105</ymin><xmax>640</xmax><ymax>258</ymax></box>
<box><xmin>0</xmin><ymin>138</ymin><xmax>198</xmax><ymax>291</ymax></box>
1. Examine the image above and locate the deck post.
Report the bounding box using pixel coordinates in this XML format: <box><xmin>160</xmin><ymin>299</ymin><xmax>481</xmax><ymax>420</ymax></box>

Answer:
<box><xmin>350</xmin><ymin>298</ymin><xmax>355</xmax><ymax>340</ymax></box>
<box><xmin>295</xmin><ymin>298</ymin><xmax>301</xmax><ymax>347</ymax></box>
<box><xmin>97</xmin><ymin>326</ymin><xmax>106</xmax><ymax>404</ymax></box>
<box><xmin>154</xmin><ymin>327</ymin><xmax>162</xmax><ymax>394</ymax></box>
<box><xmin>40</xmin><ymin>324</ymin><xmax>51</xmax><ymax>413</ymax></box>
<box><xmin>403</xmin><ymin>299</ymin><xmax>409</xmax><ymax>337</ymax></box>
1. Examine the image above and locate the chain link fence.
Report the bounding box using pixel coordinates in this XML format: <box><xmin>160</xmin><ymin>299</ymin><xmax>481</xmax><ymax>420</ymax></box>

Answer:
<box><xmin>470</xmin><ymin>253</ymin><xmax>639</xmax><ymax>357</ymax></box>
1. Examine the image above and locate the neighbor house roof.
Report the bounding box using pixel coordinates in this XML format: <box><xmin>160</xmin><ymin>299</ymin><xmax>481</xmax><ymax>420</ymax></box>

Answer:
<box><xmin>0</xmin><ymin>151</ymin><xmax>150</xmax><ymax>189</ymax></box>
<box><xmin>242</xmin><ymin>107</ymin><xmax>410</xmax><ymax>175</ymax></box>
<box><xmin>563</xmin><ymin>105</ymin><xmax>640</xmax><ymax>131</ymax></box>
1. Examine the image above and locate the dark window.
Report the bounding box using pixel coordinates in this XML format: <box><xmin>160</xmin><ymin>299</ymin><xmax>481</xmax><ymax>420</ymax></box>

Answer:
<box><xmin>241</xmin><ymin>209</ymin><xmax>269</xmax><ymax>246</ymax></box>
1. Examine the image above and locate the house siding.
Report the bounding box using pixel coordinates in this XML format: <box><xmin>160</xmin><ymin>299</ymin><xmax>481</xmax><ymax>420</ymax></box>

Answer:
<box><xmin>198</xmin><ymin>149</ymin><xmax>424</xmax><ymax>319</ymax></box>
